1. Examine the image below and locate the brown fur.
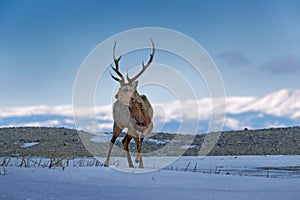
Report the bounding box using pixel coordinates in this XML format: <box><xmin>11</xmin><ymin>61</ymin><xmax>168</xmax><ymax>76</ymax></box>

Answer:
<box><xmin>129</xmin><ymin>92</ymin><xmax>152</xmax><ymax>127</ymax></box>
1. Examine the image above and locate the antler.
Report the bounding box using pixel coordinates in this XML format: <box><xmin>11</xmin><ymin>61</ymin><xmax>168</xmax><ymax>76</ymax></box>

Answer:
<box><xmin>126</xmin><ymin>39</ymin><xmax>155</xmax><ymax>85</ymax></box>
<box><xmin>110</xmin><ymin>42</ymin><xmax>125</xmax><ymax>85</ymax></box>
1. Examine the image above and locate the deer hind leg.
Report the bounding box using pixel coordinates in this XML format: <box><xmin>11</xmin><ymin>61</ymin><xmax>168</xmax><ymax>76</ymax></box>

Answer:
<box><xmin>122</xmin><ymin>134</ymin><xmax>134</xmax><ymax>168</ymax></box>
<box><xmin>104</xmin><ymin>123</ymin><xmax>122</xmax><ymax>167</ymax></box>
<box><xmin>134</xmin><ymin>137</ymin><xmax>144</xmax><ymax>168</ymax></box>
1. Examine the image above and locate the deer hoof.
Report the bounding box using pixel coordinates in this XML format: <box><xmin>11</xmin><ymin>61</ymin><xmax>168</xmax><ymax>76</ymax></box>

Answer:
<box><xmin>139</xmin><ymin>163</ymin><xmax>144</xmax><ymax>168</ymax></box>
<box><xmin>104</xmin><ymin>161</ymin><xmax>109</xmax><ymax>167</ymax></box>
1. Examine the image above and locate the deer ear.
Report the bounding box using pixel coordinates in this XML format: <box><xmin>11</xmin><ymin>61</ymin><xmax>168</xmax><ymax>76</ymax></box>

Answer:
<box><xmin>132</xmin><ymin>81</ymin><xmax>138</xmax><ymax>89</ymax></box>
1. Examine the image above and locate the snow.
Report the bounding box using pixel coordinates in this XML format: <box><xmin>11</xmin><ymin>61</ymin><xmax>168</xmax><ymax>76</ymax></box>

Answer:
<box><xmin>98</xmin><ymin>155</ymin><xmax>300</xmax><ymax>177</ymax></box>
<box><xmin>21</xmin><ymin>142</ymin><xmax>39</xmax><ymax>148</ymax></box>
<box><xmin>144</xmin><ymin>138</ymin><xmax>170</xmax><ymax>144</ymax></box>
<box><xmin>1</xmin><ymin>156</ymin><xmax>300</xmax><ymax>200</ymax></box>
<box><xmin>180</xmin><ymin>145</ymin><xmax>196</xmax><ymax>149</ymax></box>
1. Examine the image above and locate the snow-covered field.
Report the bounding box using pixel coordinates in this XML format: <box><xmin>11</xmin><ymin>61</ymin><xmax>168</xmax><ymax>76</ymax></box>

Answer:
<box><xmin>1</xmin><ymin>156</ymin><xmax>300</xmax><ymax>200</ymax></box>
<box><xmin>99</xmin><ymin>155</ymin><xmax>300</xmax><ymax>176</ymax></box>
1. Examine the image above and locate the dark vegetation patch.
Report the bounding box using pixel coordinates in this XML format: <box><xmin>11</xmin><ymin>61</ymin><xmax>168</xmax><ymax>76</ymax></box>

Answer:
<box><xmin>0</xmin><ymin>126</ymin><xmax>300</xmax><ymax>157</ymax></box>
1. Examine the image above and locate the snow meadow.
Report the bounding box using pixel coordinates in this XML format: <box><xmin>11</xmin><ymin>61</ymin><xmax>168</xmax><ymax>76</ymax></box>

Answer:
<box><xmin>1</xmin><ymin>155</ymin><xmax>300</xmax><ymax>200</ymax></box>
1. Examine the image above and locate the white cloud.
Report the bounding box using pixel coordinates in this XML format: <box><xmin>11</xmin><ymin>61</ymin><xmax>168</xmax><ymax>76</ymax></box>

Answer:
<box><xmin>224</xmin><ymin>96</ymin><xmax>256</xmax><ymax>114</ymax></box>
<box><xmin>0</xmin><ymin>104</ymin><xmax>113</xmax><ymax>119</ymax></box>
<box><xmin>225</xmin><ymin>89</ymin><xmax>300</xmax><ymax>119</ymax></box>
<box><xmin>223</xmin><ymin>117</ymin><xmax>243</xmax><ymax>130</ymax></box>
<box><xmin>153</xmin><ymin>101</ymin><xmax>182</xmax><ymax>122</ymax></box>
<box><xmin>98</xmin><ymin>122</ymin><xmax>114</xmax><ymax>130</ymax></box>
<box><xmin>94</xmin><ymin>105</ymin><xmax>113</xmax><ymax>121</ymax></box>
<box><xmin>0</xmin><ymin>105</ymin><xmax>74</xmax><ymax>118</ymax></box>
<box><xmin>152</xmin><ymin>98</ymin><xmax>214</xmax><ymax>123</ymax></box>
<box><xmin>64</xmin><ymin>118</ymin><xmax>75</xmax><ymax>125</ymax></box>
<box><xmin>0</xmin><ymin>89</ymin><xmax>299</xmax><ymax>132</ymax></box>
<box><xmin>5</xmin><ymin>119</ymin><xmax>61</xmax><ymax>128</ymax></box>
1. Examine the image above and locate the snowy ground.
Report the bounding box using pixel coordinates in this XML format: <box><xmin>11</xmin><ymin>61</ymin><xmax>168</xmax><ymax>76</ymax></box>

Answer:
<box><xmin>1</xmin><ymin>156</ymin><xmax>300</xmax><ymax>200</ymax></box>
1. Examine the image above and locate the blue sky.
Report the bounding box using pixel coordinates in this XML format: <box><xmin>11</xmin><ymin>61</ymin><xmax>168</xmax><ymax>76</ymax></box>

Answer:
<box><xmin>1</xmin><ymin>0</ymin><xmax>300</xmax><ymax>107</ymax></box>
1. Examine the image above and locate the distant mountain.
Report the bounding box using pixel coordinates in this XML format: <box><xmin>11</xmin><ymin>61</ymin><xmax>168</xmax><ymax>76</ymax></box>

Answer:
<box><xmin>0</xmin><ymin>89</ymin><xmax>299</xmax><ymax>134</ymax></box>
<box><xmin>153</xmin><ymin>89</ymin><xmax>300</xmax><ymax>133</ymax></box>
<box><xmin>222</xmin><ymin>89</ymin><xmax>300</xmax><ymax>131</ymax></box>
<box><xmin>226</xmin><ymin>89</ymin><xmax>300</xmax><ymax>119</ymax></box>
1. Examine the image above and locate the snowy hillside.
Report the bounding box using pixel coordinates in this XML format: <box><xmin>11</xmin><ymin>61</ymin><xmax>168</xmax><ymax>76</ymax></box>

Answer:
<box><xmin>0</xmin><ymin>89</ymin><xmax>300</xmax><ymax>133</ymax></box>
<box><xmin>223</xmin><ymin>89</ymin><xmax>300</xmax><ymax>130</ymax></box>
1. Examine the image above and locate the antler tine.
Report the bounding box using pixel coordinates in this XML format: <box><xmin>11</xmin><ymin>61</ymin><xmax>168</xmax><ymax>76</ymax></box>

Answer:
<box><xmin>127</xmin><ymin>39</ymin><xmax>155</xmax><ymax>84</ymax></box>
<box><xmin>110</xmin><ymin>71</ymin><xmax>122</xmax><ymax>82</ymax></box>
<box><xmin>110</xmin><ymin>41</ymin><xmax>125</xmax><ymax>84</ymax></box>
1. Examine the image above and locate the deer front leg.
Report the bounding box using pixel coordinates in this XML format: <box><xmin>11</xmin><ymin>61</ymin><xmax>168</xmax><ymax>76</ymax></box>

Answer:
<box><xmin>104</xmin><ymin>123</ymin><xmax>122</xmax><ymax>167</ymax></box>
<box><xmin>134</xmin><ymin>137</ymin><xmax>144</xmax><ymax>168</ymax></box>
<box><xmin>122</xmin><ymin>134</ymin><xmax>134</xmax><ymax>168</ymax></box>
<box><xmin>135</xmin><ymin>122</ymin><xmax>153</xmax><ymax>168</ymax></box>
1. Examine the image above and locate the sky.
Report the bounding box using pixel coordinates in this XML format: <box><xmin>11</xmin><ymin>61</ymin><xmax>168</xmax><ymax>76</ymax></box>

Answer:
<box><xmin>0</xmin><ymin>0</ymin><xmax>300</xmax><ymax>132</ymax></box>
<box><xmin>1</xmin><ymin>0</ymin><xmax>300</xmax><ymax>107</ymax></box>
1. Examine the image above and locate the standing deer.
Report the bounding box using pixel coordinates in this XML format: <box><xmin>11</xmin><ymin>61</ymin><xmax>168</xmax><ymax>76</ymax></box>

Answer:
<box><xmin>104</xmin><ymin>40</ymin><xmax>155</xmax><ymax>168</ymax></box>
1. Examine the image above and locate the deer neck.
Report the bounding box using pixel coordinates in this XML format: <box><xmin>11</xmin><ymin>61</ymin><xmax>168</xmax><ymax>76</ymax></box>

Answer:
<box><xmin>128</xmin><ymin>91</ymin><xmax>151</xmax><ymax>127</ymax></box>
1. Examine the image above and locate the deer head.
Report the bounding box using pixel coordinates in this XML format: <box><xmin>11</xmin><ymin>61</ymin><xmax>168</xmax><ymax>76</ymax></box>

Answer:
<box><xmin>110</xmin><ymin>40</ymin><xmax>155</xmax><ymax>105</ymax></box>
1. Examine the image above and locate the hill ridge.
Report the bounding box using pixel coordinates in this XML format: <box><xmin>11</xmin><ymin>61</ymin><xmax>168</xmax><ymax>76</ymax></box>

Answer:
<box><xmin>0</xmin><ymin>126</ymin><xmax>299</xmax><ymax>157</ymax></box>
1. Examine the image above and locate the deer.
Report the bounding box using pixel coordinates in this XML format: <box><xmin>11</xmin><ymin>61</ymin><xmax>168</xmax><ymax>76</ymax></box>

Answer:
<box><xmin>104</xmin><ymin>40</ymin><xmax>155</xmax><ymax>168</ymax></box>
